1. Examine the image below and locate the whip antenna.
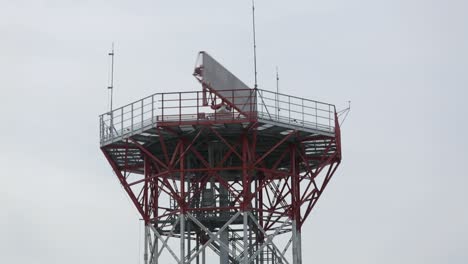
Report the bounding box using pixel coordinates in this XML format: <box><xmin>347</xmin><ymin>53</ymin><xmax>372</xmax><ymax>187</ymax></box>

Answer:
<box><xmin>337</xmin><ymin>101</ymin><xmax>351</xmax><ymax>126</ymax></box>
<box><xmin>252</xmin><ymin>0</ymin><xmax>258</xmax><ymax>89</ymax></box>
<box><xmin>107</xmin><ymin>43</ymin><xmax>115</xmax><ymax>134</ymax></box>
<box><xmin>276</xmin><ymin>66</ymin><xmax>280</xmax><ymax>119</ymax></box>
<box><xmin>108</xmin><ymin>42</ymin><xmax>115</xmax><ymax>114</ymax></box>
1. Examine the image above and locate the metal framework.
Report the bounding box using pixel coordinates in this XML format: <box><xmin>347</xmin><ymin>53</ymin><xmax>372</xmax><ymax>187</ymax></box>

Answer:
<box><xmin>100</xmin><ymin>58</ymin><xmax>342</xmax><ymax>264</ymax></box>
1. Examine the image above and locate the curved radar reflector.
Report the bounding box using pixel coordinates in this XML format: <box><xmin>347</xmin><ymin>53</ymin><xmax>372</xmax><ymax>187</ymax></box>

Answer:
<box><xmin>194</xmin><ymin>51</ymin><xmax>256</xmax><ymax>117</ymax></box>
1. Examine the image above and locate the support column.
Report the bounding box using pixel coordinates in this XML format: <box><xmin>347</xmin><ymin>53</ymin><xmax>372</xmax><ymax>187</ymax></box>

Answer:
<box><xmin>180</xmin><ymin>141</ymin><xmax>186</xmax><ymax>264</ymax></box>
<box><xmin>258</xmin><ymin>174</ymin><xmax>264</xmax><ymax>264</ymax></box>
<box><xmin>153</xmin><ymin>170</ymin><xmax>159</xmax><ymax>264</ymax></box>
<box><xmin>202</xmin><ymin>248</ymin><xmax>206</xmax><ymax>264</ymax></box>
<box><xmin>187</xmin><ymin>158</ymin><xmax>192</xmax><ymax>264</ymax></box>
<box><xmin>147</xmin><ymin>226</ymin><xmax>159</xmax><ymax>264</ymax></box>
<box><xmin>196</xmin><ymin>233</ymin><xmax>200</xmax><ymax>264</ymax></box>
<box><xmin>242</xmin><ymin>134</ymin><xmax>250</xmax><ymax>264</ymax></box>
<box><xmin>292</xmin><ymin>221</ymin><xmax>302</xmax><ymax>264</ymax></box>
<box><xmin>154</xmin><ymin>234</ymin><xmax>159</xmax><ymax>264</ymax></box>
<box><xmin>297</xmin><ymin>229</ymin><xmax>302</xmax><ymax>264</ymax></box>
<box><xmin>180</xmin><ymin>214</ymin><xmax>185</xmax><ymax>264</ymax></box>
<box><xmin>144</xmin><ymin>224</ymin><xmax>149</xmax><ymax>264</ymax></box>
<box><xmin>243</xmin><ymin>212</ymin><xmax>249</xmax><ymax>264</ymax></box>
<box><xmin>220</xmin><ymin>229</ymin><xmax>229</xmax><ymax>264</ymax></box>
<box><xmin>291</xmin><ymin>143</ymin><xmax>302</xmax><ymax>264</ymax></box>
<box><xmin>144</xmin><ymin>155</ymin><xmax>150</xmax><ymax>264</ymax></box>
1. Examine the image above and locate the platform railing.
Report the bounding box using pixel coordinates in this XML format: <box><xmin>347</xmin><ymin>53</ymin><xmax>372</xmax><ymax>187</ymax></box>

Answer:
<box><xmin>99</xmin><ymin>89</ymin><xmax>335</xmax><ymax>145</ymax></box>
<box><xmin>256</xmin><ymin>89</ymin><xmax>335</xmax><ymax>132</ymax></box>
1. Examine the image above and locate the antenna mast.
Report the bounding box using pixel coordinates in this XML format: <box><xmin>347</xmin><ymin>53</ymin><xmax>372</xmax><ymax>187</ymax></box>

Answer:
<box><xmin>108</xmin><ymin>43</ymin><xmax>115</xmax><ymax>114</ymax></box>
<box><xmin>108</xmin><ymin>43</ymin><xmax>115</xmax><ymax>133</ymax></box>
<box><xmin>252</xmin><ymin>0</ymin><xmax>258</xmax><ymax>89</ymax></box>
<box><xmin>276</xmin><ymin>66</ymin><xmax>280</xmax><ymax>119</ymax></box>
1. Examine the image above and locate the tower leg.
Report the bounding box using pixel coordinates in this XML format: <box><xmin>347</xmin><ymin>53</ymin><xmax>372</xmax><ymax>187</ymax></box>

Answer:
<box><xmin>202</xmin><ymin>248</ymin><xmax>205</xmax><ymax>264</ymax></box>
<box><xmin>243</xmin><ymin>212</ymin><xmax>249</xmax><ymax>264</ymax></box>
<box><xmin>297</xmin><ymin>231</ymin><xmax>302</xmax><ymax>264</ymax></box>
<box><xmin>220</xmin><ymin>229</ymin><xmax>229</xmax><ymax>264</ymax></box>
<box><xmin>292</xmin><ymin>220</ymin><xmax>302</xmax><ymax>264</ymax></box>
<box><xmin>144</xmin><ymin>224</ymin><xmax>149</xmax><ymax>264</ymax></box>
<box><xmin>146</xmin><ymin>224</ymin><xmax>159</xmax><ymax>264</ymax></box>
<box><xmin>154</xmin><ymin>235</ymin><xmax>158</xmax><ymax>264</ymax></box>
<box><xmin>180</xmin><ymin>214</ymin><xmax>186</xmax><ymax>264</ymax></box>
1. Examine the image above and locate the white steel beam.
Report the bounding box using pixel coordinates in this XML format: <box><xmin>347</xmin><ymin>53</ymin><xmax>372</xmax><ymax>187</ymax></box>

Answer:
<box><xmin>186</xmin><ymin>212</ymin><xmax>240</xmax><ymax>263</ymax></box>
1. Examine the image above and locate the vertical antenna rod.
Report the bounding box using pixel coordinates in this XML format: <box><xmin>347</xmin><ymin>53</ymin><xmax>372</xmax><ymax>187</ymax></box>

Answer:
<box><xmin>108</xmin><ymin>43</ymin><xmax>115</xmax><ymax>114</ymax></box>
<box><xmin>108</xmin><ymin>43</ymin><xmax>115</xmax><ymax>133</ymax></box>
<box><xmin>252</xmin><ymin>0</ymin><xmax>258</xmax><ymax>89</ymax></box>
<box><xmin>276</xmin><ymin>66</ymin><xmax>280</xmax><ymax>118</ymax></box>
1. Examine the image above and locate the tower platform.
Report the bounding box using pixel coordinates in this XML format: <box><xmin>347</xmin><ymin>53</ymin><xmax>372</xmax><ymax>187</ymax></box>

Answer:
<box><xmin>100</xmin><ymin>88</ymin><xmax>338</xmax><ymax>177</ymax></box>
<box><xmin>99</xmin><ymin>52</ymin><xmax>342</xmax><ymax>264</ymax></box>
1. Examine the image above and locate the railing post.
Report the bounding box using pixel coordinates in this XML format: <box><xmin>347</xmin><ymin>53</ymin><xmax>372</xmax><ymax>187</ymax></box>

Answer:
<box><xmin>109</xmin><ymin>109</ymin><xmax>113</xmax><ymax>139</ymax></box>
<box><xmin>152</xmin><ymin>95</ymin><xmax>155</xmax><ymax>125</ymax></box>
<box><xmin>131</xmin><ymin>104</ymin><xmax>134</xmax><ymax>133</ymax></box>
<box><xmin>302</xmin><ymin>98</ymin><xmax>304</xmax><ymax>127</ymax></box>
<box><xmin>260</xmin><ymin>91</ymin><xmax>268</xmax><ymax>116</ymax></box>
<box><xmin>161</xmin><ymin>93</ymin><xmax>164</xmax><ymax>122</ymax></box>
<box><xmin>99</xmin><ymin>115</ymin><xmax>103</xmax><ymax>143</ymax></box>
<box><xmin>255</xmin><ymin>89</ymin><xmax>258</xmax><ymax>118</ymax></box>
<box><xmin>141</xmin><ymin>99</ymin><xmax>144</xmax><ymax>130</ymax></box>
<box><xmin>197</xmin><ymin>91</ymin><xmax>199</xmax><ymax>121</ymax></box>
<box><xmin>121</xmin><ymin>107</ymin><xmax>124</xmax><ymax>137</ymax></box>
<box><xmin>252</xmin><ymin>89</ymin><xmax>255</xmax><ymax>116</ymax></box>
<box><xmin>179</xmin><ymin>92</ymin><xmax>182</xmax><ymax>123</ymax></box>
<box><xmin>231</xmin><ymin>90</ymin><xmax>236</xmax><ymax>120</ymax></box>
<box><xmin>315</xmin><ymin>102</ymin><xmax>318</xmax><ymax>130</ymax></box>
<box><xmin>277</xmin><ymin>93</ymin><xmax>280</xmax><ymax>121</ymax></box>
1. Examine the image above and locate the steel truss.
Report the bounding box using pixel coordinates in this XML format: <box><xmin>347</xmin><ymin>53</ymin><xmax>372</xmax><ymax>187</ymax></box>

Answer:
<box><xmin>141</xmin><ymin>211</ymin><xmax>295</xmax><ymax>264</ymax></box>
<box><xmin>101</xmin><ymin>115</ymin><xmax>341</xmax><ymax>264</ymax></box>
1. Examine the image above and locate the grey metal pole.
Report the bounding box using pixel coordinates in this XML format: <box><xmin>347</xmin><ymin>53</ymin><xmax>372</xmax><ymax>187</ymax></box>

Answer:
<box><xmin>108</xmin><ymin>43</ymin><xmax>115</xmax><ymax>136</ymax></box>
<box><xmin>144</xmin><ymin>225</ymin><xmax>149</xmax><ymax>264</ymax></box>
<box><xmin>187</xmin><ymin>177</ymin><xmax>192</xmax><ymax>264</ymax></box>
<box><xmin>292</xmin><ymin>220</ymin><xmax>297</xmax><ymax>264</ymax></box>
<box><xmin>292</xmin><ymin>220</ymin><xmax>302</xmax><ymax>264</ymax></box>
<box><xmin>276</xmin><ymin>66</ymin><xmax>280</xmax><ymax>120</ymax></box>
<box><xmin>243</xmin><ymin>212</ymin><xmax>249</xmax><ymax>264</ymax></box>
<box><xmin>220</xmin><ymin>229</ymin><xmax>229</xmax><ymax>264</ymax></box>
<box><xmin>252</xmin><ymin>0</ymin><xmax>258</xmax><ymax>89</ymax></box>
<box><xmin>297</xmin><ymin>230</ymin><xmax>302</xmax><ymax>264</ymax></box>
<box><xmin>196</xmin><ymin>233</ymin><xmax>200</xmax><ymax>264</ymax></box>
<box><xmin>154</xmin><ymin>235</ymin><xmax>159</xmax><ymax>264</ymax></box>
<box><xmin>202</xmin><ymin>248</ymin><xmax>205</xmax><ymax>264</ymax></box>
<box><xmin>180</xmin><ymin>214</ymin><xmax>185</xmax><ymax>264</ymax></box>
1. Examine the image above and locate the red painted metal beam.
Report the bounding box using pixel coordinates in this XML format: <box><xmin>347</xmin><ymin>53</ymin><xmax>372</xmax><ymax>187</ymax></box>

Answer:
<box><xmin>129</xmin><ymin>138</ymin><xmax>168</xmax><ymax>170</ymax></box>
<box><xmin>253</xmin><ymin>132</ymin><xmax>295</xmax><ymax>167</ymax></box>
<box><xmin>101</xmin><ymin>147</ymin><xmax>148</xmax><ymax>222</ymax></box>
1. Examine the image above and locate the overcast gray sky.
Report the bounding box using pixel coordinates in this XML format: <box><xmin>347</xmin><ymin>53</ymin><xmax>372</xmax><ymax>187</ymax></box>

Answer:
<box><xmin>1</xmin><ymin>0</ymin><xmax>467</xmax><ymax>263</ymax></box>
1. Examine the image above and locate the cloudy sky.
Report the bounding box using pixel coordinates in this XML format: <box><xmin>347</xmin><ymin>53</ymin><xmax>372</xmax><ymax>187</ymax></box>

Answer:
<box><xmin>1</xmin><ymin>0</ymin><xmax>467</xmax><ymax>263</ymax></box>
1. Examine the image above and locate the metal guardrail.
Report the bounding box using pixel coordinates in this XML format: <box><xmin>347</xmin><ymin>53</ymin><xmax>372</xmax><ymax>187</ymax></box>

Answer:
<box><xmin>99</xmin><ymin>89</ymin><xmax>335</xmax><ymax>145</ymax></box>
<box><xmin>256</xmin><ymin>89</ymin><xmax>335</xmax><ymax>132</ymax></box>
